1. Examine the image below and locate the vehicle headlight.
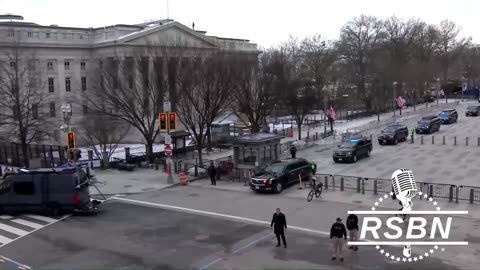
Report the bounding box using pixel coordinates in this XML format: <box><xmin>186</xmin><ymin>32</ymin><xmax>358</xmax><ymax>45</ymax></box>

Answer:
<box><xmin>346</xmin><ymin>152</ymin><xmax>351</xmax><ymax>155</ymax></box>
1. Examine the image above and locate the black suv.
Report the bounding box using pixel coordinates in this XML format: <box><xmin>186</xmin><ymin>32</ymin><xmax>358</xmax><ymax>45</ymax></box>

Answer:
<box><xmin>378</xmin><ymin>124</ymin><xmax>409</xmax><ymax>145</ymax></box>
<box><xmin>333</xmin><ymin>137</ymin><xmax>373</xmax><ymax>163</ymax></box>
<box><xmin>415</xmin><ymin>115</ymin><xmax>441</xmax><ymax>134</ymax></box>
<box><xmin>466</xmin><ymin>106</ymin><xmax>480</xmax><ymax>116</ymax></box>
<box><xmin>250</xmin><ymin>158</ymin><xmax>316</xmax><ymax>193</ymax></box>
<box><xmin>438</xmin><ymin>109</ymin><xmax>458</xmax><ymax>124</ymax></box>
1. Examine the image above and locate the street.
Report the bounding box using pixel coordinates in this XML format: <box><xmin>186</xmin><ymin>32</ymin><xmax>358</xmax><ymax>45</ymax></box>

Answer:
<box><xmin>0</xmin><ymin>196</ymin><xmax>462</xmax><ymax>269</ymax></box>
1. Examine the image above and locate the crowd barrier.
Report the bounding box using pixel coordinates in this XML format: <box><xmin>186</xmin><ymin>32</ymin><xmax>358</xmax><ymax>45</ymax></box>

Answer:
<box><xmin>314</xmin><ymin>173</ymin><xmax>480</xmax><ymax>204</ymax></box>
<box><xmin>411</xmin><ymin>134</ymin><xmax>480</xmax><ymax>147</ymax></box>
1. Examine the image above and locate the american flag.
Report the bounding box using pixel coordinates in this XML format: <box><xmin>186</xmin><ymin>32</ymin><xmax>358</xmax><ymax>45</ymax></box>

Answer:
<box><xmin>437</xmin><ymin>89</ymin><xmax>445</xmax><ymax>97</ymax></box>
<box><xmin>327</xmin><ymin>106</ymin><xmax>336</xmax><ymax>121</ymax></box>
<box><xmin>396</xmin><ymin>96</ymin><xmax>406</xmax><ymax>107</ymax></box>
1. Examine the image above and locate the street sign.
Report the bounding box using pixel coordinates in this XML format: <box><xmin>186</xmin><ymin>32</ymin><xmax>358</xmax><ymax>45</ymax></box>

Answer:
<box><xmin>165</xmin><ymin>145</ymin><xmax>172</xmax><ymax>156</ymax></box>
<box><xmin>164</xmin><ymin>134</ymin><xmax>172</xmax><ymax>145</ymax></box>
<box><xmin>163</xmin><ymin>101</ymin><xmax>171</xmax><ymax>112</ymax></box>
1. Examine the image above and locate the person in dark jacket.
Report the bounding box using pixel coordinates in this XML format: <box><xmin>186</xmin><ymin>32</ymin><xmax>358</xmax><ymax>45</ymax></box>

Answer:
<box><xmin>270</xmin><ymin>208</ymin><xmax>287</xmax><ymax>248</ymax></box>
<box><xmin>346</xmin><ymin>211</ymin><xmax>359</xmax><ymax>251</ymax></box>
<box><xmin>290</xmin><ymin>145</ymin><xmax>297</xmax><ymax>159</ymax></box>
<box><xmin>208</xmin><ymin>162</ymin><xmax>217</xmax><ymax>186</ymax></box>
<box><xmin>330</xmin><ymin>217</ymin><xmax>347</xmax><ymax>262</ymax></box>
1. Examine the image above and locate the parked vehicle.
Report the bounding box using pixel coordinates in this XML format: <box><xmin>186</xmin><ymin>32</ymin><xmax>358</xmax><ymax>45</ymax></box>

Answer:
<box><xmin>333</xmin><ymin>137</ymin><xmax>372</xmax><ymax>163</ymax></box>
<box><xmin>415</xmin><ymin>115</ymin><xmax>441</xmax><ymax>134</ymax></box>
<box><xmin>466</xmin><ymin>106</ymin><xmax>480</xmax><ymax>116</ymax></box>
<box><xmin>438</xmin><ymin>109</ymin><xmax>458</xmax><ymax>124</ymax></box>
<box><xmin>378</xmin><ymin>124</ymin><xmax>409</xmax><ymax>145</ymax></box>
<box><xmin>250</xmin><ymin>158</ymin><xmax>316</xmax><ymax>193</ymax></box>
<box><xmin>0</xmin><ymin>167</ymin><xmax>101</xmax><ymax>216</ymax></box>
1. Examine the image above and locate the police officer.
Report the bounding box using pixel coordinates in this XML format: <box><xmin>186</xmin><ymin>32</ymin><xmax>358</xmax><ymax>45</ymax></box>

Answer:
<box><xmin>290</xmin><ymin>145</ymin><xmax>297</xmax><ymax>159</ymax></box>
<box><xmin>330</xmin><ymin>217</ymin><xmax>347</xmax><ymax>262</ymax></box>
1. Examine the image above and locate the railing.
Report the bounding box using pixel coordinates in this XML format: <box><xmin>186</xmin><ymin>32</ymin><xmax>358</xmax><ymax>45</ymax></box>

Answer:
<box><xmin>314</xmin><ymin>173</ymin><xmax>480</xmax><ymax>204</ymax></box>
<box><xmin>411</xmin><ymin>134</ymin><xmax>480</xmax><ymax>147</ymax></box>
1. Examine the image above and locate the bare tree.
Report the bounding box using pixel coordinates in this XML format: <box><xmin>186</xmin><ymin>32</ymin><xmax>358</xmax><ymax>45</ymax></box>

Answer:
<box><xmin>339</xmin><ymin>15</ymin><xmax>384</xmax><ymax>111</ymax></box>
<box><xmin>232</xmin><ymin>50</ymin><xmax>275</xmax><ymax>133</ymax></box>
<box><xmin>176</xmin><ymin>53</ymin><xmax>235</xmax><ymax>166</ymax></box>
<box><xmin>87</xmin><ymin>45</ymin><xmax>168</xmax><ymax>162</ymax></box>
<box><xmin>268</xmin><ymin>41</ymin><xmax>317</xmax><ymax>140</ymax></box>
<box><xmin>436</xmin><ymin>20</ymin><xmax>471</xmax><ymax>82</ymax></box>
<box><xmin>78</xmin><ymin>114</ymin><xmax>130</xmax><ymax>167</ymax></box>
<box><xmin>0</xmin><ymin>47</ymin><xmax>49</xmax><ymax>167</ymax></box>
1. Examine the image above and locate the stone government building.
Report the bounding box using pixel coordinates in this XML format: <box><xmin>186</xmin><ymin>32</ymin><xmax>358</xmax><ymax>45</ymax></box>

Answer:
<box><xmin>0</xmin><ymin>14</ymin><xmax>259</xmax><ymax>146</ymax></box>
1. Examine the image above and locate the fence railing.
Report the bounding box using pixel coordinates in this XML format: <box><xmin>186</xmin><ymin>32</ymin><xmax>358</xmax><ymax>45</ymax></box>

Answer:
<box><xmin>410</xmin><ymin>134</ymin><xmax>480</xmax><ymax>147</ymax></box>
<box><xmin>314</xmin><ymin>173</ymin><xmax>480</xmax><ymax>204</ymax></box>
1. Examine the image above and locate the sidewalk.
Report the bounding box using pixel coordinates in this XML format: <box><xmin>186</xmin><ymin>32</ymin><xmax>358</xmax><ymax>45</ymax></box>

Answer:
<box><xmin>89</xmin><ymin>168</ymin><xmax>197</xmax><ymax>196</ymax></box>
<box><xmin>184</xmin><ymin>177</ymin><xmax>480</xmax><ymax>219</ymax></box>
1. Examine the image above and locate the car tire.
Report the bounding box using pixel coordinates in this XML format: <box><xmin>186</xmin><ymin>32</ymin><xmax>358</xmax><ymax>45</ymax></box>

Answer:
<box><xmin>352</xmin><ymin>154</ymin><xmax>357</xmax><ymax>163</ymax></box>
<box><xmin>394</xmin><ymin>138</ymin><xmax>398</xmax><ymax>145</ymax></box>
<box><xmin>378</xmin><ymin>141</ymin><xmax>383</xmax><ymax>145</ymax></box>
<box><xmin>274</xmin><ymin>182</ymin><xmax>283</xmax><ymax>194</ymax></box>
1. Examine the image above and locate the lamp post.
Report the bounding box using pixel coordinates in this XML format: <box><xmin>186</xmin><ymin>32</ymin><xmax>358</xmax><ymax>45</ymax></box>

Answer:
<box><xmin>393</xmin><ymin>81</ymin><xmax>398</xmax><ymax>116</ymax></box>
<box><xmin>436</xmin><ymin>78</ymin><xmax>440</xmax><ymax>105</ymax></box>
<box><xmin>342</xmin><ymin>94</ymin><xmax>349</xmax><ymax>122</ymax></box>
<box><xmin>60</xmin><ymin>104</ymin><xmax>72</xmax><ymax>133</ymax></box>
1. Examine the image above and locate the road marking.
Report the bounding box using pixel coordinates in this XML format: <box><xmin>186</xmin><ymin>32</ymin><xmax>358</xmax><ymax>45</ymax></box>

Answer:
<box><xmin>0</xmin><ymin>214</ymin><xmax>70</xmax><ymax>249</ymax></box>
<box><xmin>11</xmin><ymin>219</ymin><xmax>43</xmax><ymax>229</ymax></box>
<box><xmin>0</xmin><ymin>224</ymin><xmax>28</xmax><ymax>236</ymax></box>
<box><xmin>0</xmin><ymin>255</ymin><xmax>32</xmax><ymax>269</ymax></box>
<box><xmin>0</xmin><ymin>235</ymin><xmax>12</xmax><ymax>245</ymax></box>
<box><xmin>23</xmin><ymin>215</ymin><xmax>58</xmax><ymax>223</ymax></box>
<box><xmin>0</xmin><ymin>216</ymin><xmax>13</xmax><ymax>220</ymax></box>
<box><xmin>112</xmin><ymin>197</ymin><xmax>369</xmax><ymax>240</ymax></box>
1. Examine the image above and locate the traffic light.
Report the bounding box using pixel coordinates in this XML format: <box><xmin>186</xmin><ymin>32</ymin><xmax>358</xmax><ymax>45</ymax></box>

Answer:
<box><xmin>168</xmin><ymin>112</ymin><xmax>177</xmax><ymax>130</ymax></box>
<box><xmin>159</xmin><ymin>113</ymin><xmax>167</xmax><ymax>131</ymax></box>
<box><xmin>310</xmin><ymin>163</ymin><xmax>316</xmax><ymax>174</ymax></box>
<box><xmin>67</xmin><ymin>132</ymin><xmax>76</xmax><ymax>149</ymax></box>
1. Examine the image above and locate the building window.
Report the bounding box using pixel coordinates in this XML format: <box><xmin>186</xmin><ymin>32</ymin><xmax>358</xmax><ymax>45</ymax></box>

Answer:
<box><xmin>82</xmin><ymin>104</ymin><xmax>88</xmax><ymax>114</ymax></box>
<box><xmin>27</xmin><ymin>32</ymin><xmax>32</xmax><ymax>38</ymax></box>
<box><xmin>47</xmin><ymin>61</ymin><xmax>53</xmax><ymax>70</ymax></box>
<box><xmin>65</xmin><ymin>77</ymin><xmax>71</xmax><ymax>92</ymax></box>
<box><xmin>64</xmin><ymin>61</ymin><xmax>70</xmax><ymax>70</ymax></box>
<box><xmin>7</xmin><ymin>31</ymin><xmax>14</xmax><ymax>37</ymax></box>
<box><xmin>63</xmin><ymin>33</ymin><xmax>68</xmax><ymax>39</ymax></box>
<box><xmin>32</xmin><ymin>104</ymin><xmax>38</xmax><ymax>120</ymax></box>
<box><xmin>80</xmin><ymin>62</ymin><xmax>86</xmax><ymax>70</ymax></box>
<box><xmin>81</xmin><ymin>77</ymin><xmax>87</xmax><ymax>91</ymax></box>
<box><xmin>50</xmin><ymin>102</ymin><xmax>56</xmax><ymax>117</ymax></box>
<box><xmin>46</xmin><ymin>32</ymin><xmax>50</xmax><ymax>38</ymax></box>
<box><xmin>48</xmin><ymin>77</ymin><xmax>54</xmax><ymax>92</ymax></box>
<box><xmin>79</xmin><ymin>34</ymin><xmax>83</xmax><ymax>39</ymax></box>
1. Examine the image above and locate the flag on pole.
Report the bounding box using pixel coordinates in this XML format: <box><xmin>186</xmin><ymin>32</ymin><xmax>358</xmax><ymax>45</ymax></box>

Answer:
<box><xmin>396</xmin><ymin>96</ymin><xmax>406</xmax><ymax>107</ymax></box>
<box><xmin>327</xmin><ymin>106</ymin><xmax>336</xmax><ymax>121</ymax></box>
<box><xmin>437</xmin><ymin>89</ymin><xmax>445</xmax><ymax>97</ymax></box>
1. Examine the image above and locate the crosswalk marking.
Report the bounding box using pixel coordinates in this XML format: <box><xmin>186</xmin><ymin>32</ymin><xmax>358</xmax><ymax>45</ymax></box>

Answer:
<box><xmin>11</xmin><ymin>219</ymin><xmax>43</xmax><ymax>229</ymax></box>
<box><xmin>0</xmin><ymin>224</ymin><xmax>28</xmax><ymax>237</ymax></box>
<box><xmin>0</xmin><ymin>235</ymin><xmax>12</xmax><ymax>245</ymax></box>
<box><xmin>0</xmin><ymin>216</ymin><xmax>13</xmax><ymax>220</ymax></box>
<box><xmin>24</xmin><ymin>214</ymin><xmax>58</xmax><ymax>223</ymax></box>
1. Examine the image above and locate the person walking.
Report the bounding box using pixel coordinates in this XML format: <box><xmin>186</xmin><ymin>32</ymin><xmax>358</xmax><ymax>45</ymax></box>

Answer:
<box><xmin>346</xmin><ymin>211</ymin><xmax>359</xmax><ymax>251</ymax></box>
<box><xmin>330</xmin><ymin>217</ymin><xmax>347</xmax><ymax>262</ymax></box>
<box><xmin>290</xmin><ymin>145</ymin><xmax>297</xmax><ymax>159</ymax></box>
<box><xmin>208</xmin><ymin>162</ymin><xmax>217</xmax><ymax>186</ymax></box>
<box><xmin>270</xmin><ymin>208</ymin><xmax>287</xmax><ymax>248</ymax></box>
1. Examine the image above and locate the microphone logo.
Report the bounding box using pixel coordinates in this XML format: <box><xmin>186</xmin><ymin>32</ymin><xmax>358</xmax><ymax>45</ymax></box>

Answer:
<box><xmin>391</xmin><ymin>169</ymin><xmax>417</xmax><ymax>212</ymax></box>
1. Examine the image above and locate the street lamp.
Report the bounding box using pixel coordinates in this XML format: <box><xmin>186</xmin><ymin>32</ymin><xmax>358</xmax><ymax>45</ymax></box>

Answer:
<box><xmin>61</xmin><ymin>104</ymin><xmax>72</xmax><ymax>133</ymax></box>
<box><xmin>436</xmin><ymin>78</ymin><xmax>440</xmax><ymax>105</ymax></box>
<box><xmin>342</xmin><ymin>94</ymin><xmax>349</xmax><ymax>122</ymax></box>
<box><xmin>393</xmin><ymin>81</ymin><xmax>398</xmax><ymax>116</ymax></box>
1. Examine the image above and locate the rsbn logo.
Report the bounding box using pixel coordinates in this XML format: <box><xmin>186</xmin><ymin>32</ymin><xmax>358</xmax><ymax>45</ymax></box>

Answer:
<box><xmin>348</xmin><ymin>169</ymin><xmax>468</xmax><ymax>263</ymax></box>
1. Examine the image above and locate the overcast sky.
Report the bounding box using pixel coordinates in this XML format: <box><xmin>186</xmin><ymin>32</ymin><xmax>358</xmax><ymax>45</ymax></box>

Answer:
<box><xmin>1</xmin><ymin>0</ymin><xmax>478</xmax><ymax>47</ymax></box>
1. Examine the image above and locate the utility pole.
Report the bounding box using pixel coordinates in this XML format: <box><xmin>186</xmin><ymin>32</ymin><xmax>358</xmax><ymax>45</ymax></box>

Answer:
<box><xmin>323</xmin><ymin>90</ymin><xmax>327</xmax><ymax>136</ymax></box>
<box><xmin>393</xmin><ymin>81</ymin><xmax>397</xmax><ymax>116</ymax></box>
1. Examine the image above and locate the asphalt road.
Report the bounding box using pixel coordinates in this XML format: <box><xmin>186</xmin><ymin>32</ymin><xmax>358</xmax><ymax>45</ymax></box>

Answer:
<box><xmin>0</xmin><ymin>199</ymin><xmax>462</xmax><ymax>269</ymax></box>
<box><xmin>298</xmin><ymin>101</ymin><xmax>480</xmax><ymax>185</ymax></box>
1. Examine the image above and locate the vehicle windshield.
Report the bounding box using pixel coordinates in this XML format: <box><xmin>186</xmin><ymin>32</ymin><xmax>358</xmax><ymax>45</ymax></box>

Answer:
<box><xmin>383</xmin><ymin>127</ymin><xmax>397</xmax><ymax>133</ymax></box>
<box><xmin>467</xmin><ymin>106</ymin><xmax>477</xmax><ymax>110</ymax></box>
<box><xmin>418</xmin><ymin>120</ymin><xmax>430</xmax><ymax>124</ymax></box>
<box><xmin>339</xmin><ymin>142</ymin><xmax>356</xmax><ymax>148</ymax></box>
<box><xmin>263</xmin><ymin>163</ymin><xmax>285</xmax><ymax>174</ymax></box>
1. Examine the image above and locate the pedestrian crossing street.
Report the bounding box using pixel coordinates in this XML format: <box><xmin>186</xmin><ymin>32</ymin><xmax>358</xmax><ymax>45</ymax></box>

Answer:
<box><xmin>0</xmin><ymin>214</ymin><xmax>66</xmax><ymax>246</ymax></box>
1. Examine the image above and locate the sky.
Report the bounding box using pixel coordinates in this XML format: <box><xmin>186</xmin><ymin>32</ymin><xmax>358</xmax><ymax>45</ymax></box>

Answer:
<box><xmin>1</xmin><ymin>0</ymin><xmax>479</xmax><ymax>48</ymax></box>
